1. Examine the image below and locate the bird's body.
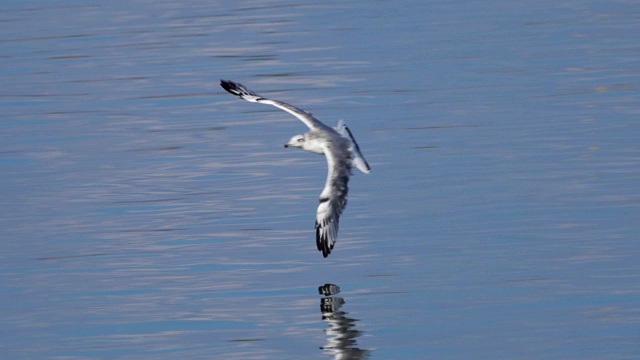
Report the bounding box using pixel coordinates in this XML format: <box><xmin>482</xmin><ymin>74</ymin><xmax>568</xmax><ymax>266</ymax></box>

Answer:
<box><xmin>220</xmin><ymin>80</ymin><xmax>370</xmax><ymax>257</ymax></box>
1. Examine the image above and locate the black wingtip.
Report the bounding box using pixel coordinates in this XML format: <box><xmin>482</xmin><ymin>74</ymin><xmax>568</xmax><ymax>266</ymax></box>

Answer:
<box><xmin>220</xmin><ymin>79</ymin><xmax>235</xmax><ymax>93</ymax></box>
<box><xmin>219</xmin><ymin>79</ymin><xmax>261</xmax><ymax>101</ymax></box>
<box><xmin>316</xmin><ymin>224</ymin><xmax>323</xmax><ymax>251</ymax></box>
<box><xmin>316</xmin><ymin>223</ymin><xmax>332</xmax><ymax>258</ymax></box>
<box><xmin>220</xmin><ymin>79</ymin><xmax>246</xmax><ymax>98</ymax></box>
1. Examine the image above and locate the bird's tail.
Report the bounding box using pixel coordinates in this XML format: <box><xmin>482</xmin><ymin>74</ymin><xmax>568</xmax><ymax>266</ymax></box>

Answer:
<box><xmin>335</xmin><ymin>120</ymin><xmax>371</xmax><ymax>174</ymax></box>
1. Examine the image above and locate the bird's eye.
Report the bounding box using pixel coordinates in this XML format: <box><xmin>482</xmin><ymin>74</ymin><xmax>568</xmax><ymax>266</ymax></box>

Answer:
<box><xmin>297</xmin><ymin>138</ymin><xmax>304</xmax><ymax>142</ymax></box>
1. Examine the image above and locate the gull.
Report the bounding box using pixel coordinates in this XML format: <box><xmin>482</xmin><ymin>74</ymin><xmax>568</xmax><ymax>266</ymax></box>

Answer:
<box><xmin>220</xmin><ymin>80</ymin><xmax>371</xmax><ymax>258</ymax></box>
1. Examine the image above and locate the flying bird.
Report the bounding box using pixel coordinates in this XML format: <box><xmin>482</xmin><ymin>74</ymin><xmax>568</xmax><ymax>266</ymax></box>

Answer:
<box><xmin>220</xmin><ymin>80</ymin><xmax>371</xmax><ymax>257</ymax></box>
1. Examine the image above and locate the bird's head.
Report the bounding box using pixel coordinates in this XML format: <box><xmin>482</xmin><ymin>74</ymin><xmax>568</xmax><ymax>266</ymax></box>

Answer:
<box><xmin>284</xmin><ymin>134</ymin><xmax>305</xmax><ymax>149</ymax></box>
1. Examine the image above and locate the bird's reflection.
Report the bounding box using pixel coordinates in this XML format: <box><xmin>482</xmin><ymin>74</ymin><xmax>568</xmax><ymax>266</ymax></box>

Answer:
<box><xmin>318</xmin><ymin>284</ymin><xmax>370</xmax><ymax>359</ymax></box>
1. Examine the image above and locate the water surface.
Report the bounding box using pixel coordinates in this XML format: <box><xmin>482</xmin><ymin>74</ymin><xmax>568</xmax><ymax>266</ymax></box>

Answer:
<box><xmin>1</xmin><ymin>1</ymin><xmax>639</xmax><ymax>359</ymax></box>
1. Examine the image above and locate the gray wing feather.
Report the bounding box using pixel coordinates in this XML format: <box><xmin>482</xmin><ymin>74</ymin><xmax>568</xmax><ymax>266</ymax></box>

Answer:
<box><xmin>220</xmin><ymin>80</ymin><xmax>325</xmax><ymax>130</ymax></box>
<box><xmin>316</xmin><ymin>143</ymin><xmax>352</xmax><ymax>258</ymax></box>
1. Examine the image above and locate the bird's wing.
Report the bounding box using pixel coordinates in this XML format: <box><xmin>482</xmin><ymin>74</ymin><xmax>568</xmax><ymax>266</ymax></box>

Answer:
<box><xmin>315</xmin><ymin>142</ymin><xmax>352</xmax><ymax>258</ymax></box>
<box><xmin>220</xmin><ymin>80</ymin><xmax>325</xmax><ymax>130</ymax></box>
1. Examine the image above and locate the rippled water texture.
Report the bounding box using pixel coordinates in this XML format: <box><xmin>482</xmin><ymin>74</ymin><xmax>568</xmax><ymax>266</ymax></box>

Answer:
<box><xmin>1</xmin><ymin>1</ymin><xmax>639</xmax><ymax>359</ymax></box>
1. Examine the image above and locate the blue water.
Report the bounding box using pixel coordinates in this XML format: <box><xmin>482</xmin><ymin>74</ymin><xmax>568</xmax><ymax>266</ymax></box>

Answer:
<box><xmin>1</xmin><ymin>1</ymin><xmax>639</xmax><ymax>359</ymax></box>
